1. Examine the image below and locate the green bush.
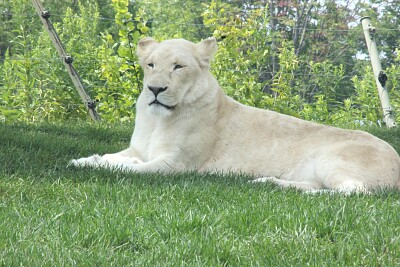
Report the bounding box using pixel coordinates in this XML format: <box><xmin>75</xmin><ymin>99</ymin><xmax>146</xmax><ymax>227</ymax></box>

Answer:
<box><xmin>0</xmin><ymin>0</ymin><xmax>399</xmax><ymax>127</ymax></box>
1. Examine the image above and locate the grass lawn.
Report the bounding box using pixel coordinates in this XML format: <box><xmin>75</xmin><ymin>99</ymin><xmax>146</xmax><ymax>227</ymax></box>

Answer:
<box><xmin>0</xmin><ymin>122</ymin><xmax>399</xmax><ymax>266</ymax></box>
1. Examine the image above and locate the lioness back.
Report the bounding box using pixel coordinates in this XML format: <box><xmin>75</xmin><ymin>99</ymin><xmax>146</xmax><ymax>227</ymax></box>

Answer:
<box><xmin>205</xmin><ymin>97</ymin><xmax>400</xmax><ymax>190</ymax></box>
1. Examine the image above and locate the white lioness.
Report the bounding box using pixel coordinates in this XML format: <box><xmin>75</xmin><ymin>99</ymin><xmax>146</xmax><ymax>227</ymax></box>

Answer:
<box><xmin>71</xmin><ymin>37</ymin><xmax>400</xmax><ymax>193</ymax></box>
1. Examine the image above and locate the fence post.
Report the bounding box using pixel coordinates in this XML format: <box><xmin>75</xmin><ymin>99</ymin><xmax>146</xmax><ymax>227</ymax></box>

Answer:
<box><xmin>360</xmin><ymin>16</ymin><xmax>396</xmax><ymax>128</ymax></box>
<box><xmin>31</xmin><ymin>0</ymin><xmax>100</xmax><ymax>121</ymax></box>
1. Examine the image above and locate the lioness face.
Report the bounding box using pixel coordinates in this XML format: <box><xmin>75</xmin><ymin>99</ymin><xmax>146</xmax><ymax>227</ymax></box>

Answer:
<box><xmin>137</xmin><ymin>37</ymin><xmax>218</xmax><ymax>116</ymax></box>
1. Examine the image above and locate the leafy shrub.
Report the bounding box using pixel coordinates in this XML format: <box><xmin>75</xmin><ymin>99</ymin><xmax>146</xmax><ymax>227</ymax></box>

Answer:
<box><xmin>92</xmin><ymin>0</ymin><xmax>148</xmax><ymax>122</ymax></box>
<box><xmin>0</xmin><ymin>0</ymin><xmax>399</xmax><ymax>127</ymax></box>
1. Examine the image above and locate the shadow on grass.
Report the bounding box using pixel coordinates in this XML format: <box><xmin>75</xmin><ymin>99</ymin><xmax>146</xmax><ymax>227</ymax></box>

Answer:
<box><xmin>1</xmin><ymin>121</ymin><xmax>399</xmax><ymax>195</ymax></box>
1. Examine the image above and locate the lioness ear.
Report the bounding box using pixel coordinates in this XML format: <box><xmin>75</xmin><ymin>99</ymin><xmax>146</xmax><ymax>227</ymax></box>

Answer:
<box><xmin>197</xmin><ymin>37</ymin><xmax>218</xmax><ymax>67</ymax></box>
<box><xmin>137</xmin><ymin>37</ymin><xmax>158</xmax><ymax>59</ymax></box>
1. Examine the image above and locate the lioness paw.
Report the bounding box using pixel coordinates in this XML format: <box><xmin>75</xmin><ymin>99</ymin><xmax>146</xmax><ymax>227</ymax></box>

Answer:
<box><xmin>69</xmin><ymin>154</ymin><xmax>105</xmax><ymax>167</ymax></box>
<box><xmin>102</xmin><ymin>154</ymin><xmax>143</xmax><ymax>165</ymax></box>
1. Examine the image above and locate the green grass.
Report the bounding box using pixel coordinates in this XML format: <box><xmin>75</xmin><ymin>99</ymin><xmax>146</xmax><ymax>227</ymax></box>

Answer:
<box><xmin>0</xmin><ymin>122</ymin><xmax>399</xmax><ymax>266</ymax></box>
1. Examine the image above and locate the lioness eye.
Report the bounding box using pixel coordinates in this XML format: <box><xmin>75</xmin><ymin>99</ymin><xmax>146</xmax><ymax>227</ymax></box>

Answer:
<box><xmin>147</xmin><ymin>63</ymin><xmax>154</xmax><ymax>68</ymax></box>
<box><xmin>174</xmin><ymin>64</ymin><xmax>184</xmax><ymax>70</ymax></box>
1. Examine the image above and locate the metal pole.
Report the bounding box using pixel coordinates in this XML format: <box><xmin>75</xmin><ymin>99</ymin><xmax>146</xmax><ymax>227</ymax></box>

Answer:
<box><xmin>360</xmin><ymin>16</ymin><xmax>396</xmax><ymax>127</ymax></box>
<box><xmin>31</xmin><ymin>0</ymin><xmax>100</xmax><ymax>121</ymax></box>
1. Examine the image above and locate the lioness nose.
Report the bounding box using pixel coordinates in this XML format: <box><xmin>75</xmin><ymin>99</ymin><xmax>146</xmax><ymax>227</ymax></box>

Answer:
<box><xmin>148</xmin><ymin>86</ymin><xmax>168</xmax><ymax>96</ymax></box>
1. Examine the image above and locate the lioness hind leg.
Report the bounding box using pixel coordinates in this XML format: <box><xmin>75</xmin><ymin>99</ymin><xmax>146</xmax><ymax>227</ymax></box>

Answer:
<box><xmin>307</xmin><ymin>180</ymin><xmax>369</xmax><ymax>195</ymax></box>
<box><xmin>252</xmin><ymin>176</ymin><xmax>322</xmax><ymax>191</ymax></box>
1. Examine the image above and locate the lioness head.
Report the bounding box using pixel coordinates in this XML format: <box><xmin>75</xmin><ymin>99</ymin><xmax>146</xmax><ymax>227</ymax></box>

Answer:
<box><xmin>136</xmin><ymin>37</ymin><xmax>218</xmax><ymax>116</ymax></box>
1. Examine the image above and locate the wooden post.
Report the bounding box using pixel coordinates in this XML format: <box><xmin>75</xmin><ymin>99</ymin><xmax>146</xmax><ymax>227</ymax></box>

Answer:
<box><xmin>360</xmin><ymin>16</ymin><xmax>396</xmax><ymax>127</ymax></box>
<box><xmin>31</xmin><ymin>0</ymin><xmax>100</xmax><ymax>121</ymax></box>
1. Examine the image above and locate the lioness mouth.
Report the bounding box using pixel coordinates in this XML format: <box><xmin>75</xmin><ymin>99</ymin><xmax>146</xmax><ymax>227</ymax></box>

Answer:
<box><xmin>149</xmin><ymin>99</ymin><xmax>175</xmax><ymax>110</ymax></box>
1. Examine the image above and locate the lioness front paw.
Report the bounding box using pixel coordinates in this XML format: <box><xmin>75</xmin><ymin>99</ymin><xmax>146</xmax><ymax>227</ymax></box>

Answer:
<box><xmin>102</xmin><ymin>154</ymin><xmax>143</xmax><ymax>165</ymax></box>
<box><xmin>69</xmin><ymin>154</ymin><xmax>105</xmax><ymax>167</ymax></box>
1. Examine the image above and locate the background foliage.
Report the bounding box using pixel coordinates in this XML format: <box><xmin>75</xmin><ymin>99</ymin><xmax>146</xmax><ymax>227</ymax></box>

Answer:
<box><xmin>0</xmin><ymin>0</ymin><xmax>399</xmax><ymax>126</ymax></box>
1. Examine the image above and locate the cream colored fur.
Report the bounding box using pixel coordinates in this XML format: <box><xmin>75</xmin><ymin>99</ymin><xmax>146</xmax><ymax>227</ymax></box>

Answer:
<box><xmin>70</xmin><ymin>37</ymin><xmax>400</xmax><ymax>193</ymax></box>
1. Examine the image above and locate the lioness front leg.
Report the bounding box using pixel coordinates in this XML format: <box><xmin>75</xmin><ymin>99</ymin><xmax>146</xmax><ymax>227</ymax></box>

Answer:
<box><xmin>69</xmin><ymin>154</ymin><xmax>143</xmax><ymax>168</ymax></box>
<box><xmin>75</xmin><ymin>157</ymin><xmax>178</xmax><ymax>173</ymax></box>
<box><xmin>70</xmin><ymin>150</ymin><xmax>180</xmax><ymax>173</ymax></box>
<box><xmin>69</xmin><ymin>147</ymin><xmax>143</xmax><ymax>169</ymax></box>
